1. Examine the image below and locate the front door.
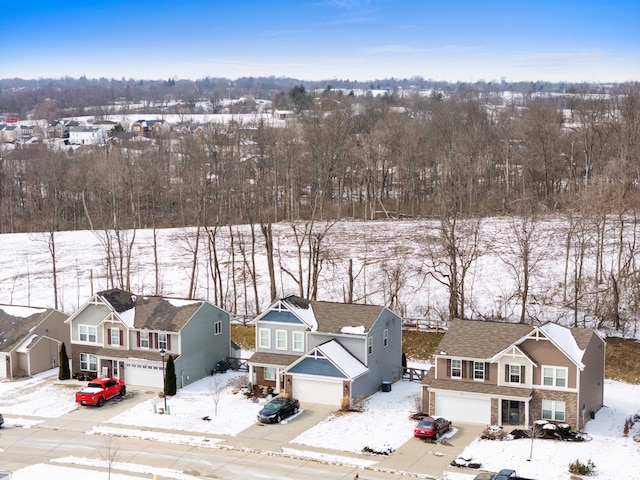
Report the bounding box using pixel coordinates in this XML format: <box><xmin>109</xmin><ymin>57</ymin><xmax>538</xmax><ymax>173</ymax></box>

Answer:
<box><xmin>502</xmin><ymin>400</ymin><xmax>521</xmax><ymax>425</ymax></box>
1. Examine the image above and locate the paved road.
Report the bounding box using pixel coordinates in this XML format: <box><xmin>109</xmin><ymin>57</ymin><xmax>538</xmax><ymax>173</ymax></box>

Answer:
<box><xmin>0</xmin><ymin>386</ymin><xmax>483</xmax><ymax>479</ymax></box>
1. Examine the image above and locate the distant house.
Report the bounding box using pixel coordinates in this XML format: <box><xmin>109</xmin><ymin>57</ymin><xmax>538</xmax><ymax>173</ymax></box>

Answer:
<box><xmin>131</xmin><ymin>119</ymin><xmax>170</xmax><ymax>137</ymax></box>
<box><xmin>248</xmin><ymin>295</ymin><xmax>403</xmax><ymax>407</ymax></box>
<box><xmin>51</xmin><ymin>120</ymin><xmax>84</xmax><ymax>138</ymax></box>
<box><xmin>0</xmin><ymin>304</ymin><xmax>69</xmax><ymax>379</ymax></box>
<box><xmin>421</xmin><ymin>319</ymin><xmax>605</xmax><ymax>430</ymax></box>
<box><xmin>0</xmin><ymin>124</ymin><xmax>21</xmax><ymax>143</ymax></box>
<box><xmin>65</xmin><ymin>289</ymin><xmax>231</xmax><ymax>388</ymax></box>
<box><xmin>69</xmin><ymin>126</ymin><xmax>107</xmax><ymax>145</ymax></box>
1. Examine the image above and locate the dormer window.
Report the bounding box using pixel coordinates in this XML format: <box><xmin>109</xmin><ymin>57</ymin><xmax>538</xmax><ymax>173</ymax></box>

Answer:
<box><xmin>505</xmin><ymin>363</ymin><xmax>525</xmax><ymax>384</ymax></box>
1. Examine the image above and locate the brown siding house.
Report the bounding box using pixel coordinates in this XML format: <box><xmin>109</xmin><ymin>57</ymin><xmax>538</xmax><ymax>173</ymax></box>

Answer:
<box><xmin>421</xmin><ymin>319</ymin><xmax>605</xmax><ymax>430</ymax></box>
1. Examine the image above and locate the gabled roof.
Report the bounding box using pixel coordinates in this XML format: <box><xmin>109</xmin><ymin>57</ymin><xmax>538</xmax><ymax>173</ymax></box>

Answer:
<box><xmin>0</xmin><ymin>304</ymin><xmax>60</xmax><ymax>352</ymax></box>
<box><xmin>436</xmin><ymin>319</ymin><xmax>596</xmax><ymax>368</ymax></box>
<box><xmin>285</xmin><ymin>339</ymin><xmax>368</xmax><ymax>379</ymax></box>
<box><xmin>257</xmin><ymin>295</ymin><xmax>386</xmax><ymax>335</ymax></box>
<box><xmin>96</xmin><ymin>289</ymin><xmax>206</xmax><ymax>332</ymax></box>
<box><xmin>436</xmin><ymin>319</ymin><xmax>533</xmax><ymax>359</ymax></box>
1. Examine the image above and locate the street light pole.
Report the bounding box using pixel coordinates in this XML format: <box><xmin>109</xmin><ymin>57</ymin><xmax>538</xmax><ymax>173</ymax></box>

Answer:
<box><xmin>160</xmin><ymin>348</ymin><xmax>167</xmax><ymax>413</ymax></box>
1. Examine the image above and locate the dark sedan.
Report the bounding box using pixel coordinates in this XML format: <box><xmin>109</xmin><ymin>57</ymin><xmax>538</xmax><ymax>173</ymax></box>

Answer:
<box><xmin>257</xmin><ymin>397</ymin><xmax>300</xmax><ymax>423</ymax></box>
<box><xmin>414</xmin><ymin>415</ymin><xmax>452</xmax><ymax>440</ymax></box>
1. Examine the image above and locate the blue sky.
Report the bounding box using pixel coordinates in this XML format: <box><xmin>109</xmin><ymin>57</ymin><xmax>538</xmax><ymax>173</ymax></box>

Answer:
<box><xmin>1</xmin><ymin>0</ymin><xmax>638</xmax><ymax>83</ymax></box>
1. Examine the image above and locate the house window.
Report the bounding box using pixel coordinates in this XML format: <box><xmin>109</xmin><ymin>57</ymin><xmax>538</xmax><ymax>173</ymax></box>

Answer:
<box><xmin>543</xmin><ymin>366</ymin><xmax>567</xmax><ymax>388</ymax></box>
<box><xmin>509</xmin><ymin>364</ymin><xmax>521</xmax><ymax>383</ymax></box>
<box><xmin>79</xmin><ymin>325</ymin><xmax>97</xmax><ymax>343</ymax></box>
<box><xmin>158</xmin><ymin>333</ymin><xmax>167</xmax><ymax>351</ymax></box>
<box><xmin>140</xmin><ymin>331</ymin><xmax>149</xmax><ymax>349</ymax></box>
<box><xmin>451</xmin><ymin>359</ymin><xmax>462</xmax><ymax>378</ymax></box>
<box><xmin>542</xmin><ymin>399</ymin><xmax>565</xmax><ymax>421</ymax></box>
<box><xmin>80</xmin><ymin>353</ymin><xmax>97</xmax><ymax>371</ymax></box>
<box><xmin>292</xmin><ymin>331</ymin><xmax>304</xmax><ymax>352</ymax></box>
<box><xmin>110</xmin><ymin>329</ymin><xmax>120</xmax><ymax>346</ymax></box>
<box><xmin>383</xmin><ymin>329</ymin><xmax>389</xmax><ymax>347</ymax></box>
<box><xmin>367</xmin><ymin>336</ymin><xmax>373</xmax><ymax>355</ymax></box>
<box><xmin>276</xmin><ymin>330</ymin><xmax>287</xmax><ymax>350</ymax></box>
<box><xmin>474</xmin><ymin>361</ymin><xmax>485</xmax><ymax>381</ymax></box>
<box><xmin>264</xmin><ymin>367</ymin><xmax>276</xmax><ymax>381</ymax></box>
<box><xmin>259</xmin><ymin>328</ymin><xmax>271</xmax><ymax>349</ymax></box>
<box><xmin>214</xmin><ymin>321</ymin><xmax>222</xmax><ymax>335</ymax></box>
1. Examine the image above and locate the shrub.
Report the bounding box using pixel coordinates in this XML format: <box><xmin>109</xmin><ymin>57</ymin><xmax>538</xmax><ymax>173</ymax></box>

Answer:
<box><xmin>568</xmin><ymin>459</ymin><xmax>595</xmax><ymax>475</ymax></box>
<box><xmin>58</xmin><ymin>343</ymin><xmax>71</xmax><ymax>380</ymax></box>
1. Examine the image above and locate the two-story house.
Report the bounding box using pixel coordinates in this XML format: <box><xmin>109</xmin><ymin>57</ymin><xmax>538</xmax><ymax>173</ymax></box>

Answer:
<box><xmin>421</xmin><ymin>319</ymin><xmax>605</xmax><ymax>430</ymax></box>
<box><xmin>130</xmin><ymin>119</ymin><xmax>171</xmax><ymax>137</ymax></box>
<box><xmin>0</xmin><ymin>304</ymin><xmax>69</xmax><ymax>379</ymax></box>
<box><xmin>247</xmin><ymin>295</ymin><xmax>403</xmax><ymax>407</ymax></box>
<box><xmin>66</xmin><ymin>289</ymin><xmax>231</xmax><ymax>389</ymax></box>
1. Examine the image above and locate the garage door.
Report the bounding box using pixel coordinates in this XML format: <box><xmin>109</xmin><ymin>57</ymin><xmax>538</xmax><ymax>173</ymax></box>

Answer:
<box><xmin>292</xmin><ymin>377</ymin><xmax>343</xmax><ymax>406</ymax></box>
<box><xmin>124</xmin><ymin>361</ymin><xmax>163</xmax><ymax>388</ymax></box>
<box><xmin>435</xmin><ymin>394</ymin><xmax>491</xmax><ymax>424</ymax></box>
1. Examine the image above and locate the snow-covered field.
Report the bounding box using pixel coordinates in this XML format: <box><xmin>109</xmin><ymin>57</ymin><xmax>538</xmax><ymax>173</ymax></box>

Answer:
<box><xmin>2</xmin><ymin>217</ymin><xmax>633</xmax><ymax>336</ymax></box>
<box><xmin>1</xmin><ymin>367</ymin><xmax>639</xmax><ymax>480</ymax></box>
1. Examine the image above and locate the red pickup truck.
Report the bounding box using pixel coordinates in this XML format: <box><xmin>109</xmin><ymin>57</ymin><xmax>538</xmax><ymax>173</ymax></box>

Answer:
<box><xmin>76</xmin><ymin>378</ymin><xmax>126</xmax><ymax>407</ymax></box>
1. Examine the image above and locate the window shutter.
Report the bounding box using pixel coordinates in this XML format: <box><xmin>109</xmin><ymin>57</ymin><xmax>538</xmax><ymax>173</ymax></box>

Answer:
<box><xmin>446</xmin><ymin>358</ymin><xmax>451</xmax><ymax>378</ymax></box>
<box><xmin>107</xmin><ymin>328</ymin><xmax>112</xmax><ymax>345</ymax></box>
<box><xmin>119</xmin><ymin>330</ymin><xmax>123</xmax><ymax>346</ymax></box>
<box><xmin>505</xmin><ymin>364</ymin><xmax>509</xmax><ymax>382</ymax></box>
<box><xmin>154</xmin><ymin>333</ymin><xmax>158</xmax><ymax>349</ymax></box>
<box><xmin>485</xmin><ymin>362</ymin><xmax>490</xmax><ymax>381</ymax></box>
<box><xmin>167</xmin><ymin>335</ymin><xmax>171</xmax><ymax>350</ymax></box>
<box><xmin>521</xmin><ymin>365</ymin><xmax>526</xmax><ymax>384</ymax></box>
<box><xmin>136</xmin><ymin>331</ymin><xmax>141</xmax><ymax>347</ymax></box>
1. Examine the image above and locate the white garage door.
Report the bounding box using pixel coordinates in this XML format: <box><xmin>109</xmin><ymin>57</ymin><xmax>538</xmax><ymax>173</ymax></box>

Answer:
<box><xmin>292</xmin><ymin>377</ymin><xmax>343</xmax><ymax>406</ymax></box>
<box><xmin>435</xmin><ymin>394</ymin><xmax>491</xmax><ymax>424</ymax></box>
<box><xmin>124</xmin><ymin>361</ymin><xmax>163</xmax><ymax>388</ymax></box>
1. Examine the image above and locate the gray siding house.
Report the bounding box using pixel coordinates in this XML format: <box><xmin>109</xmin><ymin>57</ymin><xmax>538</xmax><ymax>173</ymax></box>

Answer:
<box><xmin>66</xmin><ymin>289</ymin><xmax>231</xmax><ymax>389</ymax></box>
<box><xmin>248</xmin><ymin>296</ymin><xmax>403</xmax><ymax>407</ymax></box>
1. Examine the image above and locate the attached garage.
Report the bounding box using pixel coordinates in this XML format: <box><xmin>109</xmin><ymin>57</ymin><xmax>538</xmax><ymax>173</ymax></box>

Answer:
<box><xmin>292</xmin><ymin>376</ymin><xmax>343</xmax><ymax>406</ymax></box>
<box><xmin>435</xmin><ymin>393</ymin><xmax>491</xmax><ymax>424</ymax></box>
<box><xmin>124</xmin><ymin>360</ymin><xmax>163</xmax><ymax>388</ymax></box>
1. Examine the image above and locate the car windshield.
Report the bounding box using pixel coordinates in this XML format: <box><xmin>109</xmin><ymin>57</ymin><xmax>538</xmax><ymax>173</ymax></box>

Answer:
<box><xmin>262</xmin><ymin>399</ymin><xmax>285</xmax><ymax>413</ymax></box>
<box><xmin>418</xmin><ymin>420</ymin><xmax>434</xmax><ymax>428</ymax></box>
<box><xmin>87</xmin><ymin>382</ymin><xmax>102</xmax><ymax>388</ymax></box>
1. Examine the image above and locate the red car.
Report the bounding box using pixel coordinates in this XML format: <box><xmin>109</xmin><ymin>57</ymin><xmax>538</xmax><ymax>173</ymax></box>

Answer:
<box><xmin>414</xmin><ymin>415</ymin><xmax>452</xmax><ymax>440</ymax></box>
<box><xmin>76</xmin><ymin>378</ymin><xmax>126</xmax><ymax>407</ymax></box>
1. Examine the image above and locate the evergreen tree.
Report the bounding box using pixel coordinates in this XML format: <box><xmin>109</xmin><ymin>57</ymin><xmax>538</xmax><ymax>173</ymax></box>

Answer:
<box><xmin>165</xmin><ymin>355</ymin><xmax>177</xmax><ymax>395</ymax></box>
<box><xmin>58</xmin><ymin>342</ymin><xmax>70</xmax><ymax>380</ymax></box>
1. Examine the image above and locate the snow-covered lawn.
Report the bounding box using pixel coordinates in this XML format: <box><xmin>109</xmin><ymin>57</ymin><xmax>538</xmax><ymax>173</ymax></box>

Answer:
<box><xmin>2</xmin><ymin>368</ymin><xmax>639</xmax><ymax>480</ymax></box>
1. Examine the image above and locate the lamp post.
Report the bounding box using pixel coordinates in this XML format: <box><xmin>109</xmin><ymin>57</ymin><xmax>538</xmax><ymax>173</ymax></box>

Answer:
<box><xmin>160</xmin><ymin>348</ymin><xmax>167</xmax><ymax>413</ymax></box>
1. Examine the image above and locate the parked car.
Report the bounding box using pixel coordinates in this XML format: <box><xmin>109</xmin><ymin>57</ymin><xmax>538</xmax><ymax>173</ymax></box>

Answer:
<box><xmin>75</xmin><ymin>377</ymin><xmax>126</xmax><ymax>407</ymax></box>
<box><xmin>0</xmin><ymin>413</ymin><xmax>4</xmax><ymax>427</ymax></box>
<box><xmin>413</xmin><ymin>415</ymin><xmax>452</xmax><ymax>440</ymax></box>
<box><xmin>474</xmin><ymin>469</ymin><xmax>533</xmax><ymax>480</ymax></box>
<box><xmin>257</xmin><ymin>396</ymin><xmax>300</xmax><ymax>423</ymax></box>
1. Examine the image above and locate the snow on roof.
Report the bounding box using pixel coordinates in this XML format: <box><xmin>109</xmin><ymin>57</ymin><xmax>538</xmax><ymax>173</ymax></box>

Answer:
<box><xmin>285</xmin><ymin>300</ymin><xmax>318</xmax><ymax>331</ymax></box>
<box><xmin>539</xmin><ymin>322</ymin><xmax>585</xmax><ymax>369</ymax></box>
<box><xmin>166</xmin><ymin>298</ymin><xmax>201</xmax><ymax>308</ymax></box>
<box><xmin>117</xmin><ymin>308</ymin><xmax>135</xmax><ymax>328</ymax></box>
<box><xmin>16</xmin><ymin>333</ymin><xmax>37</xmax><ymax>353</ymax></box>
<box><xmin>340</xmin><ymin>325</ymin><xmax>366</xmax><ymax>335</ymax></box>
<box><xmin>0</xmin><ymin>305</ymin><xmax>46</xmax><ymax>318</ymax></box>
<box><xmin>317</xmin><ymin>339</ymin><xmax>367</xmax><ymax>378</ymax></box>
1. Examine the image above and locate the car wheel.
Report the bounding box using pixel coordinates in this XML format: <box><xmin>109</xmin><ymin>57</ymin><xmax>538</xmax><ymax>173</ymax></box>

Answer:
<box><xmin>120</xmin><ymin>386</ymin><xmax>126</xmax><ymax>397</ymax></box>
<box><xmin>294</xmin><ymin>407</ymin><xmax>299</xmax><ymax>414</ymax></box>
<box><xmin>97</xmin><ymin>397</ymin><xmax>105</xmax><ymax>407</ymax></box>
<box><xmin>434</xmin><ymin>432</ymin><xmax>440</xmax><ymax>440</ymax></box>
<box><xmin>276</xmin><ymin>415</ymin><xmax>282</xmax><ymax>423</ymax></box>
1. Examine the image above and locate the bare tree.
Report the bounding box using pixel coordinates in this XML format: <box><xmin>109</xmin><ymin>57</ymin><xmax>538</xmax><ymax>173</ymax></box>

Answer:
<box><xmin>499</xmin><ymin>210</ymin><xmax>549</xmax><ymax>324</ymax></box>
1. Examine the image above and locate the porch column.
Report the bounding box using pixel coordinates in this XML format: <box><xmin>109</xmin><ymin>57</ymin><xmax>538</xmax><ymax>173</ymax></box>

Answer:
<box><xmin>525</xmin><ymin>400</ymin><xmax>530</xmax><ymax>429</ymax></box>
<box><xmin>497</xmin><ymin>399</ymin><xmax>502</xmax><ymax>426</ymax></box>
<box><xmin>276</xmin><ymin>368</ymin><xmax>282</xmax><ymax>393</ymax></box>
